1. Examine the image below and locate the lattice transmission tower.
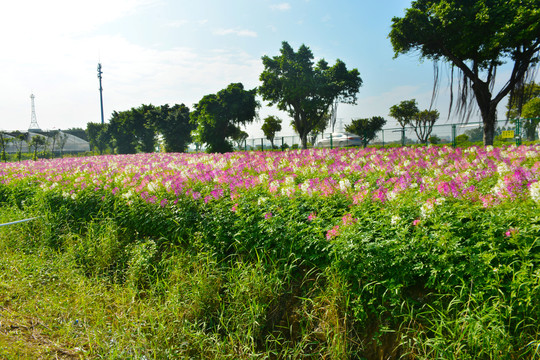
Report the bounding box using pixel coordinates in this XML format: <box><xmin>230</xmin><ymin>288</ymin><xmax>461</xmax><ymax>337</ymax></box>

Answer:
<box><xmin>29</xmin><ymin>93</ymin><xmax>42</xmax><ymax>132</ymax></box>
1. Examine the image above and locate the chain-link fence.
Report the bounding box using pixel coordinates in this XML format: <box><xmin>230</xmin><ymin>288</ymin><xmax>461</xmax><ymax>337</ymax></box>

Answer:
<box><xmin>242</xmin><ymin>118</ymin><xmax>539</xmax><ymax>150</ymax></box>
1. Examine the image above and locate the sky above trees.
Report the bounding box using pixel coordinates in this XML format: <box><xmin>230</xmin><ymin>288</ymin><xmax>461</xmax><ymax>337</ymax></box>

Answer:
<box><xmin>1</xmin><ymin>0</ymin><xmax>530</xmax><ymax>138</ymax></box>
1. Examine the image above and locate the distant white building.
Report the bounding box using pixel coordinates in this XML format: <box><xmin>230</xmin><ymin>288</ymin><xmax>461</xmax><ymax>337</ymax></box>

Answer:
<box><xmin>2</xmin><ymin>131</ymin><xmax>90</xmax><ymax>154</ymax></box>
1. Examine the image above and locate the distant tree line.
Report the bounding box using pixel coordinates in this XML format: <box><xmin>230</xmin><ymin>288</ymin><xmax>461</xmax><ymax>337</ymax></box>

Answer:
<box><xmin>87</xmin><ymin>41</ymin><xmax>362</xmax><ymax>154</ymax></box>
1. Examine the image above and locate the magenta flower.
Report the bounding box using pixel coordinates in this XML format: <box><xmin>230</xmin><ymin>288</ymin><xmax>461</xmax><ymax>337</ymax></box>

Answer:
<box><xmin>326</xmin><ymin>225</ymin><xmax>340</xmax><ymax>240</ymax></box>
<box><xmin>412</xmin><ymin>219</ymin><xmax>421</xmax><ymax>226</ymax></box>
<box><xmin>308</xmin><ymin>212</ymin><xmax>317</xmax><ymax>221</ymax></box>
<box><xmin>264</xmin><ymin>212</ymin><xmax>273</xmax><ymax>220</ymax></box>
<box><xmin>505</xmin><ymin>228</ymin><xmax>518</xmax><ymax>237</ymax></box>
<box><xmin>342</xmin><ymin>213</ymin><xmax>357</xmax><ymax>226</ymax></box>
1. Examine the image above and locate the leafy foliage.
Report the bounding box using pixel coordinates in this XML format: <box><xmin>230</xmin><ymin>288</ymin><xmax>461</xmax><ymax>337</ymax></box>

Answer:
<box><xmin>412</xmin><ymin>109</ymin><xmax>439</xmax><ymax>143</ymax></box>
<box><xmin>389</xmin><ymin>99</ymin><xmax>419</xmax><ymax>128</ymax></box>
<box><xmin>156</xmin><ymin>104</ymin><xmax>194</xmax><ymax>152</ymax></box>
<box><xmin>1</xmin><ymin>146</ymin><xmax>539</xmax><ymax>358</ymax></box>
<box><xmin>345</xmin><ymin>116</ymin><xmax>386</xmax><ymax>147</ymax></box>
<box><xmin>191</xmin><ymin>83</ymin><xmax>259</xmax><ymax>153</ymax></box>
<box><xmin>261</xmin><ymin>115</ymin><xmax>282</xmax><ymax>148</ymax></box>
<box><xmin>390</xmin><ymin>0</ymin><xmax>540</xmax><ymax>145</ymax></box>
<box><xmin>259</xmin><ymin>41</ymin><xmax>362</xmax><ymax>149</ymax></box>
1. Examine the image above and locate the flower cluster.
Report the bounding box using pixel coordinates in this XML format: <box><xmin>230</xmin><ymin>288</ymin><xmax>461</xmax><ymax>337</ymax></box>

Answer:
<box><xmin>1</xmin><ymin>145</ymin><xmax>539</xmax><ymax>214</ymax></box>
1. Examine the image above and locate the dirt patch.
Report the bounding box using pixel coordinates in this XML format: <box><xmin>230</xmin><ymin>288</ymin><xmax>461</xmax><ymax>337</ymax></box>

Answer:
<box><xmin>0</xmin><ymin>306</ymin><xmax>83</xmax><ymax>359</ymax></box>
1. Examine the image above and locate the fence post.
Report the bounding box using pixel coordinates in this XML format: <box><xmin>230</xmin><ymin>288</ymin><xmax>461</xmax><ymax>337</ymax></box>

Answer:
<box><xmin>451</xmin><ymin>124</ymin><xmax>457</xmax><ymax>148</ymax></box>
<box><xmin>281</xmin><ymin>137</ymin><xmax>284</xmax><ymax>151</ymax></box>
<box><xmin>515</xmin><ymin>118</ymin><xmax>522</xmax><ymax>146</ymax></box>
<box><xmin>330</xmin><ymin>133</ymin><xmax>333</xmax><ymax>149</ymax></box>
<box><xmin>382</xmin><ymin>129</ymin><xmax>385</xmax><ymax>148</ymax></box>
<box><xmin>401</xmin><ymin>127</ymin><xmax>405</xmax><ymax>147</ymax></box>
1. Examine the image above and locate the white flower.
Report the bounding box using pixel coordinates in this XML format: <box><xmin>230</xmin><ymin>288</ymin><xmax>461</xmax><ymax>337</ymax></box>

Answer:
<box><xmin>420</xmin><ymin>202</ymin><xmax>434</xmax><ymax>218</ymax></box>
<box><xmin>530</xmin><ymin>182</ymin><xmax>540</xmax><ymax>203</ymax></box>
<box><xmin>339</xmin><ymin>178</ymin><xmax>351</xmax><ymax>192</ymax></box>
<box><xmin>387</xmin><ymin>191</ymin><xmax>397</xmax><ymax>201</ymax></box>
<box><xmin>281</xmin><ymin>187</ymin><xmax>294</xmax><ymax>197</ymax></box>
<box><xmin>497</xmin><ymin>163</ymin><xmax>510</xmax><ymax>174</ymax></box>
<box><xmin>284</xmin><ymin>176</ymin><xmax>295</xmax><ymax>187</ymax></box>
<box><xmin>258</xmin><ymin>197</ymin><xmax>268</xmax><ymax>205</ymax></box>
<box><xmin>391</xmin><ymin>215</ymin><xmax>401</xmax><ymax>225</ymax></box>
<box><xmin>147</xmin><ymin>181</ymin><xmax>159</xmax><ymax>192</ymax></box>
<box><xmin>300</xmin><ymin>182</ymin><xmax>312</xmax><ymax>195</ymax></box>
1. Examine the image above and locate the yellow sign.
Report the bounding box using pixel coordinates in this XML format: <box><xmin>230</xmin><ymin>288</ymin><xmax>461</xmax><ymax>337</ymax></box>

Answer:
<box><xmin>501</xmin><ymin>130</ymin><xmax>514</xmax><ymax>139</ymax></box>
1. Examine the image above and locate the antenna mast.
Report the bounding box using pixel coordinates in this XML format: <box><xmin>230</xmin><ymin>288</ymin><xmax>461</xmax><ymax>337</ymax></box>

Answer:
<box><xmin>29</xmin><ymin>93</ymin><xmax>41</xmax><ymax>132</ymax></box>
<box><xmin>97</xmin><ymin>63</ymin><xmax>104</xmax><ymax>124</ymax></box>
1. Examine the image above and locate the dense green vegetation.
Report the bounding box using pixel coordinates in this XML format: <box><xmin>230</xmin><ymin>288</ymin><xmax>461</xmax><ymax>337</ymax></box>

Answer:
<box><xmin>1</xmin><ymin>146</ymin><xmax>539</xmax><ymax>359</ymax></box>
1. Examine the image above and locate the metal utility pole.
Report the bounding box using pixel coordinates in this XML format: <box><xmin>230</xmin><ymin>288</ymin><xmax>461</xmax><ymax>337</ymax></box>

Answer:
<box><xmin>97</xmin><ymin>63</ymin><xmax>104</xmax><ymax>124</ymax></box>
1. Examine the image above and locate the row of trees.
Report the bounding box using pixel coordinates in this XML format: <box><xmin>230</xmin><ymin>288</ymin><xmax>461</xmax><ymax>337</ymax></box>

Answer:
<box><xmin>89</xmin><ymin>42</ymin><xmax>362</xmax><ymax>154</ymax></box>
<box><xmin>90</xmin><ymin>0</ymin><xmax>540</xmax><ymax>153</ymax></box>
<box><xmin>87</xmin><ymin>103</ymin><xmax>194</xmax><ymax>155</ymax></box>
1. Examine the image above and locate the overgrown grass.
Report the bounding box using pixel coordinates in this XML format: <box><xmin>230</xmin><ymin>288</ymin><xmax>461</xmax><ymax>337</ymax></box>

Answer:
<box><xmin>1</xmin><ymin>206</ymin><xmax>358</xmax><ymax>359</ymax></box>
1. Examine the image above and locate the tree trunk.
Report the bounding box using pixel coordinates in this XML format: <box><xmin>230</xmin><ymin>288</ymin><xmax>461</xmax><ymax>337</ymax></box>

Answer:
<box><xmin>301</xmin><ymin>133</ymin><xmax>308</xmax><ymax>149</ymax></box>
<box><xmin>480</xmin><ymin>103</ymin><xmax>497</xmax><ymax>146</ymax></box>
<box><xmin>473</xmin><ymin>82</ymin><xmax>497</xmax><ymax>146</ymax></box>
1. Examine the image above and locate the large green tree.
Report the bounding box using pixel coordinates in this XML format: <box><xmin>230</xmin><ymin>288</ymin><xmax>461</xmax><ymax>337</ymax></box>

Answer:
<box><xmin>261</xmin><ymin>115</ymin><xmax>282</xmax><ymax>149</ymax></box>
<box><xmin>191</xmin><ymin>83</ymin><xmax>259</xmax><ymax>153</ymax></box>
<box><xmin>345</xmin><ymin>116</ymin><xmax>387</xmax><ymax>147</ymax></box>
<box><xmin>131</xmin><ymin>104</ymin><xmax>158</xmax><ymax>153</ymax></box>
<box><xmin>107</xmin><ymin>105</ymin><xmax>158</xmax><ymax>154</ymax></box>
<box><xmin>87</xmin><ymin>123</ymin><xmax>110</xmax><ymax>154</ymax></box>
<box><xmin>259</xmin><ymin>41</ymin><xmax>362</xmax><ymax>149</ymax></box>
<box><xmin>156</xmin><ymin>104</ymin><xmax>193</xmax><ymax>153</ymax></box>
<box><xmin>390</xmin><ymin>0</ymin><xmax>540</xmax><ymax>145</ymax></box>
<box><xmin>108</xmin><ymin>110</ymin><xmax>137</xmax><ymax>154</ymax></box>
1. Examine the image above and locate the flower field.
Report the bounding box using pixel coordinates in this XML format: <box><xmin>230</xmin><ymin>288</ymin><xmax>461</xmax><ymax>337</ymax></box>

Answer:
<box><xmin>1</xmin><ymin>145</ymin><xmax>539</xmax><ymax>358</ymax></box>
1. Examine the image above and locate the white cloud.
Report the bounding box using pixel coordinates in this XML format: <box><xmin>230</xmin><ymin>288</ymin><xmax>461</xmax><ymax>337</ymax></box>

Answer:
<box><xmin>214</xmin><ymin>28</ymin><xmax>258</xmax><ymax>37</ymax></box>
<box><xmin>270</xmin><ymin>3</ymin><xmax>291</xmax><ymax>11</ymax></box>
<box><xmin>163</xmin><ymin>20</ymin><xmax>189</xmax><ymax>28</ymax></box>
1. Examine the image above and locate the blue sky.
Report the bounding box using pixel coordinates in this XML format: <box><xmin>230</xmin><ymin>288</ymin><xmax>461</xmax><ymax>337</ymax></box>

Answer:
<box><xmin>0</xmin><ymin>0</ymin><xmax>520</xmax><ymax>138</ymax></box>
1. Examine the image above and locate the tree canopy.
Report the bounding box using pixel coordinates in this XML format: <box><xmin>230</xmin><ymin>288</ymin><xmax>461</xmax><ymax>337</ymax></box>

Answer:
<box><xmin>191</xmin><ymin>83</ymin><xmax>259</xmax><ymax>153</ymax></box>
<box><xmin>389</xmin><ymin>99</ymin><xmax>419</xmax><ymax>128</ymax></box>
<box><xmin>156</xmin><ymin>104</ymin><xmax>194</xmax><ymax>152</ymax></box>
<box><xmin>261</xmin><ymin>115</ymin><xmax>282</xmax><ymax>149</ymax></box>
<box><xmin>412</xmin><ymin>109</ymin><xmax>439</xmax><ymax>144</ymax></box>
<box><xmin>389</xmin><ymin>0</ymin><xmax>540</xmax><ymax>145</ymax></box>
<box><xmin>345</xmin><ymin>116</ymin><xmax>386</xmax><ymax>147</ymax></box>
<box><xmin>259</xmin><ymin>41</ymin><xmax>362</xmax><ymax>149</ymax></box>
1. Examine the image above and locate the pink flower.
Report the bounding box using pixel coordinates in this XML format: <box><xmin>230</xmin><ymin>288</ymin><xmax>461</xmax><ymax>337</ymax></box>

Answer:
<box><xmin>326</xmin><ymin>225</ymin><xmax>340</xmax><ymax>240</ymax></box>
<box><xmin>264</xmin><ymin>212</ymin><xmax>273</xmax><ymax>220</ymax></box>
<box><xmin>308</xmin><ymin>212</ymin><xmax>317</xmax><ymax>221</ymax></box>
<box><xmin>342</xmin><ymin>213</ymin><xmax>357</xmax><ymax>226</ymax></box>
<box><xmin>505</xmin><ymin>228</ymin><xmax>518</xmax><ymax>237</ymax></box>
<box><xmin>412</xmin><ymin>219</ymin><xmax>421</xmax><ymax>226</ymax></box>
<box><xmin>231</xmin><ymin>203</ymin><xmax>238</xmax><ymax>212</ymax></box>
<box><xmin>160</xmin><ymin>199</ymin><xmax>168</xmax><ymax>208</ymax></box>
